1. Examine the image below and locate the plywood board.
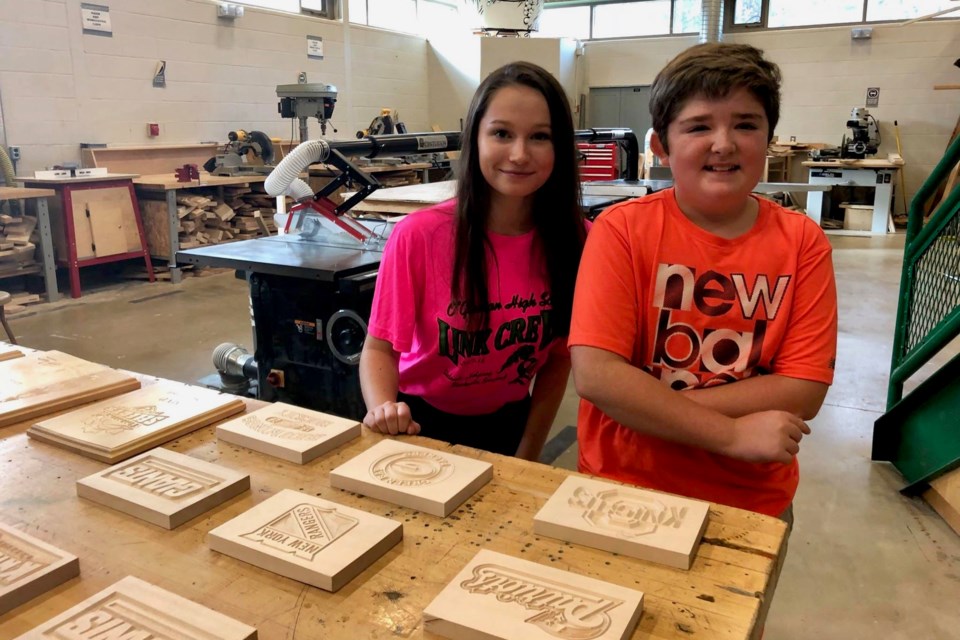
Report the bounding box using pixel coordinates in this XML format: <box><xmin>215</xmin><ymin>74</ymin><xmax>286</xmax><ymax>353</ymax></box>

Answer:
<box><xmin>329</xmin><ymin>439</ymin><xmax>493</xmax><ymax>517</ymax></box>
<box><xmin>76</xmin><ymin>447</ymin><xmax>250</xmax><ymax>529</ymax></box>
<box><xmin>423</xmin><ymin>549</ymin><xmax>644</xmax><ymax>640</ymax></box>
<box><xmin>533</xmin><ymin>476</ymin><xmax>710</xmax><ymax>570</ymax></box>
<box><xmin>13</xmin><ymin>575</ymin><xmax>256</xmax><ymax>640</ymax></box>
<box><xmin>87</xmin><ymin>201</ymin><xmax>128</xmax><ymax>257</ymax></box>
<box><xmin>28</xmin><ymin>381</ymin><xmax>245</xmax><ymax>463</ymax></box>
<box><xmin>216</xmin><ymin>402</ymin><xmax>360</xmax><ymax>464</ymax></box>
<box><xmin>0</xmin><ymin>523</ymin><xmax>79</xmax><ymax>615</ymax></box>
<box><xmin>207</xmin><ymin>489</ymin><xmax>402</xmax><ymax>592</ymax></box>
<box><xmin>0</xmin><ymin>351</ymin><xmax>141</xmax><ymax>428</ymax></box>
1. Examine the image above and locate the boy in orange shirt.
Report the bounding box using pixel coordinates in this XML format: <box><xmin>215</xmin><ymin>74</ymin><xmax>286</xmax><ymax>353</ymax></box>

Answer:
<box><xmin>569</xmin><ymin>43</ymin><xmax>837</xmax><ymax>519</ymax></box>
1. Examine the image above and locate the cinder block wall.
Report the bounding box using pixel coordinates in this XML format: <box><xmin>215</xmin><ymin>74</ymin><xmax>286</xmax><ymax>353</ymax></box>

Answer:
<box><xmin>0</xmin><ymin>0</ymin><xmax>430</xmax><ymax>174</ymax></box>
<box><xmin>585</xmin><ymin>21</ymin><xmax>960</xmax><ymax>211</ymax></box>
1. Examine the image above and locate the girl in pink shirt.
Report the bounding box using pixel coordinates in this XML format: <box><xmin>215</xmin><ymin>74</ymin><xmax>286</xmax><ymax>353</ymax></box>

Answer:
<box><xmin>359</xmin><ymin>62</ymin><xmax>586</xmax><ymax>460</ymax></box>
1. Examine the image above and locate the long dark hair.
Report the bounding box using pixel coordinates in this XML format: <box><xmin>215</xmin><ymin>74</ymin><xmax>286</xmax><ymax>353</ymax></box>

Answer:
<box><xmin>453</xmin><ymin>61</ymin><xmax>585</xmax><ymax>335</ymax></box>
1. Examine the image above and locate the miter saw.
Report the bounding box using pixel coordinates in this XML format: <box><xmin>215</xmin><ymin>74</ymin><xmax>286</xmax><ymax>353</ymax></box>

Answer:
<box><xmin>204</xmin><ymin>129</ymin><xmax>275</xmax><ymax>176</ymax></box>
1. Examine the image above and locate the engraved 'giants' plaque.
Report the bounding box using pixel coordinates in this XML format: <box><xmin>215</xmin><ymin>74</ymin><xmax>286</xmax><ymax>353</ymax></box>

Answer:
<box><xmin>13</xmin><ymin>575</ymin><xmax>256</xmax><ymax>640</ymax></box>
<box><xmin>423</xmin><ymin>549</ymin><xmax>643</xmax><ymax>640</ymax></box>
<box><xmin>0</xmin><ymin>523</ymin><xmax>79</xmax><ymax>615</ymax></box>
<box><xmin>329</xmin><ymin>439</ymin><xmax>492</xmax><ymax>517</ymax></box>
<box><xmin>208</xmin><ymin>489</ymin><xmax>402</xmax><ymax>592</ymax></box>
<box><xmin>76</xmin><ymin>447</ymin><xmax>250</xmax><ymax>529</ymax></box>
<box><xmin>533</xmin><ymin>476</ymin><xmax>710</xmax><ymax>570</ymax></box>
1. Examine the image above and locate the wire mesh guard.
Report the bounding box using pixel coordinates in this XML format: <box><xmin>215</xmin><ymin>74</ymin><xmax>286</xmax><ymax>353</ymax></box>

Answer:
<box><xmin>905</xmin><ymin>213</ymin><xmax>960</xmax><ymax>356</ymax></box>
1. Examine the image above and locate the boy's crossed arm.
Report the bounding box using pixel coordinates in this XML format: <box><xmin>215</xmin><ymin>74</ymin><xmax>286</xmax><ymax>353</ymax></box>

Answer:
<box><xmin>571</xmin><ymin>345</ymin><xmax>810</xmax><ymax>465</ymax></box>
<box><xmin>682</xmin><ymin>373</ymin><xmax>827</xmax><ymax>421</ymax></box>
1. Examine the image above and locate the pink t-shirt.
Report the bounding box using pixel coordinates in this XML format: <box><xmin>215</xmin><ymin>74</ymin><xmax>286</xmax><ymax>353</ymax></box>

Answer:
<box><xmin>368</xmin><ymin>199</ymin><xmax>563</xmax><ymax>415</ymax></box>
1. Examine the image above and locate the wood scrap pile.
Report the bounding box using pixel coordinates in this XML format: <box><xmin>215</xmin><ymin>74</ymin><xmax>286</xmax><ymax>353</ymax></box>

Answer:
<box><xmin>0</xmin><ymin>214</ymin><xmax>38</xmax><ymax>272</ymax></box>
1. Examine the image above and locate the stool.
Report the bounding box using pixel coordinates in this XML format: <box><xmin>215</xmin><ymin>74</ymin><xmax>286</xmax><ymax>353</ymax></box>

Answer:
<box><xmin>0</xmin><ymin>291</ymin><xmax>16</xmax><ymax>345</ymax></box>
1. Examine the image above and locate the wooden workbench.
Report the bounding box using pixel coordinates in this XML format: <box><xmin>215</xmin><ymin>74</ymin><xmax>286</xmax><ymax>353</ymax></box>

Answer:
<box><xmin>0</xmin><ymin>385</ymin><xmax>787</xmax><ymax>639</ymax></box>
<box><xmin>0</xmin><ymin>186</ymin><xmax>59</xmax><ymax>302</ymax></box>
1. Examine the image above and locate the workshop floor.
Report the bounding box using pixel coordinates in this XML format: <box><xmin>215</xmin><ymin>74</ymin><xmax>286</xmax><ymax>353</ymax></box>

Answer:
<box><xmin>7</xmin><ymin>234</ymin><xmax>960</xmax><ymax>640</ymax></box>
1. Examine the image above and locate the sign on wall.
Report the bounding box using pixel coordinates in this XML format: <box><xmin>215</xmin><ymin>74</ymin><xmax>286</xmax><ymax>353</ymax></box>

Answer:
<box><xmin>81</xmin><ymin>3</ymin><xmax>113</xmax><ymax>37</ymax></box>
<box><xmin>307</xmin><ymin>35</ymin><xmax>323</xmax><ymax>60</ymax></box>
<box><xmin>865</xmin><ymin>87</ymin><xmax>880</xmax><ymax>108</ymax></box>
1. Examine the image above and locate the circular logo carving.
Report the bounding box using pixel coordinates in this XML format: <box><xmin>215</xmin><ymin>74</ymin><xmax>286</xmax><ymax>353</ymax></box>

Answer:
<box><xmin>370</xmin><ymin>450</ymin><xmax>454</xmax><ymax>487</ymax></box>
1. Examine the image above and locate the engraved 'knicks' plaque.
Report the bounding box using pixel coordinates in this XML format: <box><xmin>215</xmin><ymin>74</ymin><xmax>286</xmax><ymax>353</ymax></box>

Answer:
<box><xmin>208</xmin><ymin>489</ymin><xmax>402</xmax><ymax>592</ymax></box>
<box><xmin>13</xmin><ymin>575</ymin><xmax>256</xmax><ymax>640</ymax></box>
<box><xmin>423</xmin><ymin>549</ymin><xmax>643</xmax><ymax>640</ymax></box>
<box><xmin>216</xmin><ymin>402</ymin><xmax>361</xmax><ymax>464</ymax></box>
<box><xmin>329</xmin><ymin>439</ymin><xmax>493</xmax><ymax>517</ymax></box>
<box><xmin>76</xmin><ymin>447</ymin><xmax>250</xmax><ymax>529</ymax></box>
<box><xmin>0</xmin><ymin>523</ymin><xmax>79</xmax><ymax>615</ymax></box>
<box><xmin>533</xmin><ymin>476</ymin><xmax>710</xmax><ymax>570</ymax></box>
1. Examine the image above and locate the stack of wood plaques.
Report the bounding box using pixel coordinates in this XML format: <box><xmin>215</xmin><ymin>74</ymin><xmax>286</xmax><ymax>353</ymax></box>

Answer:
<box><xmin>208</xmin><ymin>489</ymin><xmax>402</xmax><ymax>592</ymax></box>
<box><xmin>533</xmin><ymin>476</ymin><xmax>710</xmax><ymax>570</ymax></box>
<box><xmin>76</xmin><ymin>447</ymin><xmax>250</xmax><ymax>529</ymax></box>
<box><xmin>26</xmin><ymin>381</ymin><xmax>245</xmax><ymax>463</ymax></box>
<box><xmin>216</xmin><ymin>402</ymin><xmax>361</xmax><ymax>464</ymax></box>
<box><xmin>0</xmin><ymin>523</ymin><xmax>79</xmax><ymax>615</ymax></box>
<box><xmin>423</xmin><ymin>549</ymin><xmax>644</xmax><ymax>640</ymax></box>
<box><xmin>329</xmin><ymin>439</ymin><xmax>494</xmax><ymax>517</ymax></box>
<box><xmin>12</xmin><ymin>575</ymin><xmax>257</xmax><ymax>640</ymax></box>
<box><xmin>0</xmin><ymin>351</ymin><xmax>140</xmax><ymax>428</ymax></box>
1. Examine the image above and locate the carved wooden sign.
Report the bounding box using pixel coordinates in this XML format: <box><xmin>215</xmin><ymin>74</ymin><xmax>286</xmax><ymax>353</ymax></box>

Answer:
<box><xmin>77</xmin><ymin>447</ymin><xmax>250</xmax><ymax>529</ymax></box>
<box><xmin>216</xmin><ymin>402</ymin><xmax>361</xmax><ymax>464</ymax></box>
<box><xmin>423</xmin><ymin>549</ymin><xmax>644</xmax><ymax>640</ymax></box>
<box><xmin>0</xmin><ymin>523</ymin><xmax>79</xmax><ymax>615</ymax></box>
<box><xmin>12</xmin><ymin>575</ymin><xmax>257</xmax><ymax>640</ymax></box>
<box><xmin>208</xmin><ymin>489</ymin><xmax>402</xmax><ymax>592</ymax></box>
<box><xmin>28</xmin><ymin>381</ymin><xmax>246</xmax><ymax>463</ymax></box>
<box><xmin>533</xmin><ymin>476</ymin><xmax>710</xmax><ymax>570</ymax></box>
<box><xmin>329</xmin><ymin>439</ymin><xmax>493</xmax><ymax>517</ymax></box>
<box><xmin>0</xmin><ymin>351</ymin><xmax>140</xmax><ymax>428</ymax></box>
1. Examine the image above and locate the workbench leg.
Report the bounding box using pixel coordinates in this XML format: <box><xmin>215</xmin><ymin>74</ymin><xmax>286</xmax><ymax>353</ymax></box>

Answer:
<box><xmin>806</xmin><ymin>189</ymin><xmax>825</xmax><ymax>227</ymax></box>
<box><xmin>34</xmin><ymin>198</ymin><xmax>59</xmax><ymax>302</ymax></box>
<box><xmin>166</xmin><ymin>189</ymin><xmax>183</xmax><ymax>284</ymax></box>
<box><xmin>62</xmin><ymin>186</ymin><xmax>82</xmax><ymax>299</ymax></box>
<box><xmin>127</xmin><ymin>182</ymin><xmax>155</xmax><ymax>283</ymax></box>
<box><xmin>872</xmin><ymin>178</ymin><xmax>893</xmax><ymax>234</ymax></box>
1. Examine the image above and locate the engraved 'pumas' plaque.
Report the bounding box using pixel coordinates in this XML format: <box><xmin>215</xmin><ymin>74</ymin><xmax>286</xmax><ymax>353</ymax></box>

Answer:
<box><xmin>216</xmin><ymin>402</ymin><xmax>361</xmax><ymax>464</ymax></box>
<box><xmin>13</xmin><ymin>575</ymin><xmax>256</xmax><ymax>640</ymax></box>
<box><xmin>329</xmin><ymin>439</ymin><xmax>493</xmax><ymax>517</ymax></box>
<box><xmin>76</xmin><ymin>447</ymin><xmax>250</xmax><ymax>529</ymax></box>
<box><xmin>533</xmin><ymin>476</ymin><xmax>710</xmax><ymax>570</ymax></box>
<box><xmin>208</xmin><ymin>489</ymin><xmax>402</xmax><ymax>592</ymax></box>
<box><xmin>0</xmin><ymin>523</ymin><xmax>79</xmax><ymax>615</ymax></box>
<box><xmin>423</xmin><ymin>549</ymin><xmax>643</xmax><ymax>640</ymax></box>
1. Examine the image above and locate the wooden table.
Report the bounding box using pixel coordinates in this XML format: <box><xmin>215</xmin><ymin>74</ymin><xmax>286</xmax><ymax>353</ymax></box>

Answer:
<box><xmin>802</xmin><ymin>159</ymin><xmax>904</xmax><ymax>233</ymax></box>
<box><xmin>0</xmin><ymin>187</ymin><xmax>59</xmax><ymax>302</ymax></box>
<box><xmin>134</xmin><ymin>172</ymin><xmax>271</xmax><ymax>283</ymax></box>
<box><xmin>18</xmin><ymin>174</ymin><xmax>155</xmax><ymax>297</ymax></box>
<box><xmin>0</xmin><ymin>393</ymin><xmax>787</xmax><ymax>639</ymax></box>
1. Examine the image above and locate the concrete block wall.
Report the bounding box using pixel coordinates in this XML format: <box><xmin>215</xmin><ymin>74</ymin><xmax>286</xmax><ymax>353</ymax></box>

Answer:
<box><xmin>584</xmin><ymin>21</ymin><xmax>960</xmax><ymax>211</ymax></box>
<box><xmin>0</xmin><ymin>0</ymin><xmax>430</xmax><ymax>174</ymax></box>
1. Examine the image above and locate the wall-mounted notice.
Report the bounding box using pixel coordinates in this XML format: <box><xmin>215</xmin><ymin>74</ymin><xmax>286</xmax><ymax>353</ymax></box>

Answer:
<box><xmin>81</xmin><ymin>3</ymin><xmax>112</xmax><ymax>37</ymax></box>
<box><xmin>307</xmin><ymin>35</ymin><xmax>324</xmax><ymax>60</ymax></box>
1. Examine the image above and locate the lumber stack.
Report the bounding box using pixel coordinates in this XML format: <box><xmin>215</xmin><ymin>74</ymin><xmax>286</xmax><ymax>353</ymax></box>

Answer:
<box><xmin>0</xmin><ymin>214</ymin><xmax>38</xmax><ymax>273</ymax></box>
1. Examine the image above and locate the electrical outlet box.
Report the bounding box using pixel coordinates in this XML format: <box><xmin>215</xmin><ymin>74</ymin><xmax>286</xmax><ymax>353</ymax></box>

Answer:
<box><xmin>8</xmin><ymin>146</ymin><xmax>20</xmax><ymax>161</ymax></box>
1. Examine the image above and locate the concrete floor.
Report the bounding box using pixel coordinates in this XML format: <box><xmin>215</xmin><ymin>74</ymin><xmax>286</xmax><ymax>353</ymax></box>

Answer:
<box><xmin>6</xmin><ymin>234</ymin><xmax>960</xmax><ymax>639</ymax></box>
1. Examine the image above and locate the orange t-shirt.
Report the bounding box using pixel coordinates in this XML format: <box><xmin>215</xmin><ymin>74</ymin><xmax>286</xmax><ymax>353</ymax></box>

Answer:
<box><xmin>569</xmin><ymin>189</ymin><xmax>837</xmax><ymax>516</ymax></box>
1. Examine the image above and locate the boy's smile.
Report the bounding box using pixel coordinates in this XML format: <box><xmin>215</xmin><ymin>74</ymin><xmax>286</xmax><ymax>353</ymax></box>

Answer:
<box><xmin>653</xmin><ymin>87</ymin><xmax>769</xmax><ymax>236</ymax></box>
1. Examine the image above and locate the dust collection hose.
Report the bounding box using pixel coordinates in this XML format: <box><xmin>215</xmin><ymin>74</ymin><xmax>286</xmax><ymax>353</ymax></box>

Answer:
<box><xmin>264</xmin><ymin>139</ymin><xmax>331</xmax><ymax>201</ymax></box>
<box><xmin>212</xmin><ymin>343</ymin><xmax>259</xmax><ymax>394</ymax></box>
<box><xmin>0</xmin><ymin>145</ymin><xmax>15</xmax><ymax>186</ymax></box>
